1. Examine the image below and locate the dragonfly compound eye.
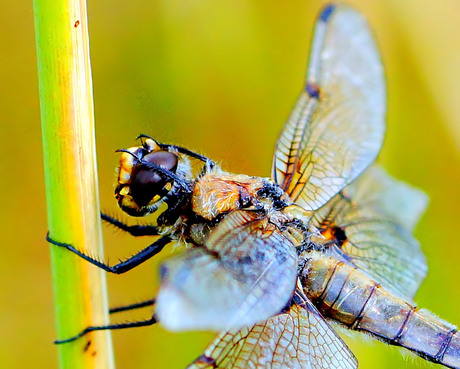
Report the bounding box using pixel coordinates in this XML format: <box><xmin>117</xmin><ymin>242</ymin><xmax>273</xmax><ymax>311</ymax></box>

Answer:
<box><xmin>130</xmin><ymin>151</ymin><xmax>178</xmax><ymax>206</ymax></box>
<box><xmin>116</xmin><ymin>149</ymin><xmax>179</xmax><ymax>216</ymax></box>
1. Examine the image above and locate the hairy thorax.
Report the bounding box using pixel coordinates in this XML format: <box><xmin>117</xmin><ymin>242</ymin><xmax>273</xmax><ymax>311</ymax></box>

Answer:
<box><xmin>191</xmin><ymin>172</ymin><xmax>266</xmax><ymax>221</ymax></box>
<box><xmin>166</xmin><ymin>169</ymin><xmax>307</xmax><ymax>247</ymax></box>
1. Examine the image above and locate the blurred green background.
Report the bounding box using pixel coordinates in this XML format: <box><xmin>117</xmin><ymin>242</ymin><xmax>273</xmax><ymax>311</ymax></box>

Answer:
<box><xmin>2</xmin><ymin>0</ymin><xmax>459</xmax><ymax>368</ymax></box>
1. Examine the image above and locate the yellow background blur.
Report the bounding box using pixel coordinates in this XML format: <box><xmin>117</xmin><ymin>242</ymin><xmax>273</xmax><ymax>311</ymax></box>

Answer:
<box><xmin>2</xmin><ymin>0</ymin><xmax>459</xmax><ymax>368</ymax></box>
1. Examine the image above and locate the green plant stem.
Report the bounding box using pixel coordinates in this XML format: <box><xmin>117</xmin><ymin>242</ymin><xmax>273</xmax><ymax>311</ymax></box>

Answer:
<box><xmin>34</xmin><ymin>0</ymin><xmax>115</xmax><ymax>367</ymax></box>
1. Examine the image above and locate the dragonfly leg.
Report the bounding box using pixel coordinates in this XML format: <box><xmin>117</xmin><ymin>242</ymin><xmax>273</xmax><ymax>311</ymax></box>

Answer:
<box><xmin>101</xmin><ymin>212</ymin><xmax>159</xmax><ymax>236</ymax></box>
<box><xmin>164</xmin><ymin>144</ymin><xmax>215</xmax><ymax>167</ymax></box>
<box><xmin>54</xmin><ymin>316</ymin><xmax>158</xmax><ymax>344</ymax></box>
<box><xmin>46</xmin><ymin>234</ymin><xmax>171</xmax><ymax>274</ymax></box>
<box><xmin>137</xmin><ymin>134</ymin><xmax>215</xmax><ymax>167</ymax></box>
<box><xmin>109</xmin><ymin>298</ymin><xmax>156</xmax><ymax>314</ymax></box>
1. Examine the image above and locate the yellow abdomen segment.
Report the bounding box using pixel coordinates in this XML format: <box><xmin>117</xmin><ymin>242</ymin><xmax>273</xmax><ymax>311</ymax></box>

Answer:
<box><xmin>302</xmin><ymin>254</ymin><xmax>460</xmax><ymax>368</ymax></box>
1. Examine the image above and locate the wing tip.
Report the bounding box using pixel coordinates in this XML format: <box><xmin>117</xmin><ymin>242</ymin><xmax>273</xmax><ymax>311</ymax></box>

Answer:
<box><xmin>319</xmin><ymin>3</ymin><xmax>337</xmax><ymax>22</ymax></box>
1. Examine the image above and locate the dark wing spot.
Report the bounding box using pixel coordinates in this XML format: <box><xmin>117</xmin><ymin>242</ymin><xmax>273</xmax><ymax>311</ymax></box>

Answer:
<box><xmin>320</xmin><ymin>225</ymin><xmax>348</xmax><ymax>248</ymax></box>
<box><xmin>306</xmin><ymin>83</ymin><xmax>321</xmax><ymax>99</ymax></box>
<box><xmin>160</xmin><ymin>264</ymin><xmax>169</xmax><ymax>281</ymax></box>
<box><xmin>334</xmin><ymin>226</ymin><xmax>347</xmax><ymax>248</ymax></box>
<box><xmin>194</xmin><ymin>355</ymin><xmax>217</xmax><ymax>367</ymax></box>
<box><xmin>319</xmin><ymin>4</ymin><xmax>336</xmax><ymax>22</ymax></box>
<box><xmin>255</xmin><ymin>250</ymin><xmax>266</xmax><ymax>262</ymax></box>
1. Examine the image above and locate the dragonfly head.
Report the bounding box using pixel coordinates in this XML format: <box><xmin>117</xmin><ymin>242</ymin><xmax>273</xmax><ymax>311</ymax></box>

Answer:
<box><xmin>115</xmin><ymin>136</ymin><xmax>192</xmax><ymax>217</ymax></box>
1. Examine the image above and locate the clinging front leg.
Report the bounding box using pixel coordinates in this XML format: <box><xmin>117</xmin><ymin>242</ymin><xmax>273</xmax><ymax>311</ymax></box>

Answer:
<box><xmin>109</xmin><ymin>298</ymin><xmax>156</xmax><ymax>314</ymax></box>
<box><xmin>54</xmin><ymin>316</ymin><xmax>158</xmax><ymax>344</ymax></box>
<box><xmin>46</xmin><ymin>234</ymin><xmax>171</xmax><ymax>274</ymax></box>
<box><xmin>101</xmin><ymin>213</ymin><xmax>159</xmax><ymax>236</ymax></box>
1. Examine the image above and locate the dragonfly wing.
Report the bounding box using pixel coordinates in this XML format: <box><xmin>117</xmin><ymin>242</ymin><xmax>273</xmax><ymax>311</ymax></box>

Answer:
<box><xmin>312</xmin><ymin>165</ymin><xmax>428</xmax><ymax>299</ymax></box>
<box><xmin>187</xmin><ymin>288</ymin><xmax>357</xmax><ymax>369</ymax></box>
<box><xmin>272</xmin><ymin>4</ymin><xmax>385</xmax><ymax>211</ymax></box>
<box><xmin>155</xmin><ymin>210</ymin><xmax>299</xmax><ymax>331</ymax></box>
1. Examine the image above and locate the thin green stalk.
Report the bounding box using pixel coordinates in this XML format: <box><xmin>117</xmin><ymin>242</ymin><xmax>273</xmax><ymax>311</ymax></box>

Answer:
<box><xmin>34</xmin><ymin>0</ymin><xmax>115</xmax><ymax>367</ymax></box>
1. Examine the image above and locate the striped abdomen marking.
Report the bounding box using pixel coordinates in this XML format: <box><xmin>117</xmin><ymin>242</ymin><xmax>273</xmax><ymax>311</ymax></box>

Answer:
<box><xmin>301</xmin><ymin>254</ymin><xmax>460</xmax><ymax>368</ymax></box>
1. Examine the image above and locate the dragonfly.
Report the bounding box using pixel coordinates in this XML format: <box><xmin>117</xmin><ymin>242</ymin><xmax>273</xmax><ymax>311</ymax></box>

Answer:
<box><xmin>48</xmin><ymin>3</ymin><xmax>460</xmax><ymax>369</ymax></box>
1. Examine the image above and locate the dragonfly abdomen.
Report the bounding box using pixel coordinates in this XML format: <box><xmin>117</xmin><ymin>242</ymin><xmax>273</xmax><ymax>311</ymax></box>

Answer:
<box><xmin>301</xmin><ymin>254</ymin><xmax>460</xmax><ymax>368</ymax></box>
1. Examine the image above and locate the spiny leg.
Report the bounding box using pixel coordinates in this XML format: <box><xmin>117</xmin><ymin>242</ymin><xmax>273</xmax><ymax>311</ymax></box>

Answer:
<box><xmin>101</xmin><ymin>213</ymin><xmax>159</xmax><ymax>236</ymax></box>
<box><xmin>109</xmin><ymin>298</ymin><xmax>156</xmax><ymax>314</ymax></box>
<box><xmin>55</xmin><ymin>316</ymin><xmax>158</xmax><ymax>344</ymax></box>
<box><xmin>47</xmin><ymin>234</ymin><xmax>171</xmax><ymax>274</ymax></box>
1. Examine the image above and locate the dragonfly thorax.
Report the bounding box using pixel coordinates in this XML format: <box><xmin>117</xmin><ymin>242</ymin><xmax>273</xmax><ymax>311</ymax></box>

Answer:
<box><xmin>190</xmin><ymin>172</ymin><xmax>290</xmax><ymax>221</ymax></box>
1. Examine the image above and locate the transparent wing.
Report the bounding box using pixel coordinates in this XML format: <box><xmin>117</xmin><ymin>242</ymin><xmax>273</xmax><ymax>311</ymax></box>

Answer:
<box><xmin>155</xmin><ymin>210</ymin><xmax>299</xmax><ymax>331</ymax></box>
<box><xmin>187</xmin><ymin>287</ymin><xmax>357</xmax><ymax>369</ymax></box>
<box><xmin>272</xmin><ymin>4</ymin><xmax>385</xmax><ymax>211</ymax></box>
<box><xmin>311</xmin><ymin>165</ymin><xmax>428</xmax><ymax>299</ymax></box>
